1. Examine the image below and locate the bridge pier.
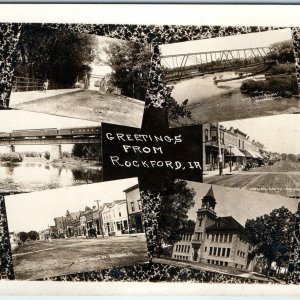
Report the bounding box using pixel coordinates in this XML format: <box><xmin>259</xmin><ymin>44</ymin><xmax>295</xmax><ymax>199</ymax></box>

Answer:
<box><xmin>50</xmin><ymin>144</ymin><xmax>62</xmax><ymax>161</ymax></box>
<box><xmin>5</xmin><ymin>145</ymin><xmax>15</xmax><ymax>153</ymax></box>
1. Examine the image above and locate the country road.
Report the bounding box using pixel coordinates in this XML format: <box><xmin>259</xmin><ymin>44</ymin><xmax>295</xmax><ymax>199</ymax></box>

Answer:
<box><xmin>11</xmin><ymin>89</ymin><xmax>145</xmax><ymax>128</ymax></box>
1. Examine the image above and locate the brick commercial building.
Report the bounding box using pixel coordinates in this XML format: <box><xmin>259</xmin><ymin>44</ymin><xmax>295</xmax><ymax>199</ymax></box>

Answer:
<box><xmin>124</xmin><ymin>184</ymin><xmax>144</xmax><ymax>233</ymax></box>
<box><xmin>172</xmin><ymin>186</ymin><xmax>252</xmax><ymax>270</ymax></box>
<box><xmin>202</xmin><ymin>123</ymin><xmax>267</xmax><ymax>172</ymax></box>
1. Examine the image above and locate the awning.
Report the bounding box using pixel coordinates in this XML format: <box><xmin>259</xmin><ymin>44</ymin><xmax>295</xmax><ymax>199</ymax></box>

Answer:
<box><xmin>246</xmin><ymin>150</ymin><xmax>259</xmax><ymax>158</ymax></box>
<box><xmin>254</xmin><ymin>151</ymin><xmax>264</xmax><ymax>159</ymax></box>
<box><xmin>240</xmin><ymin>149</ymin><xmax>252</xmax><ymax>158</ymax></box>
<box><xmin>226</xmin><ymin>147</ymin><xmax>245</xmax><ymax>157</ymax></box>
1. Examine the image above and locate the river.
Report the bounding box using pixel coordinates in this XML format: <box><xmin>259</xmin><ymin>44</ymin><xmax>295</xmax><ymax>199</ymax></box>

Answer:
<box><xmin>170</xmin><ymin>71</ymin><xmax>299</xmax><ymax>124</ymax></box>
<box><xmin>0</xmin><ymin>161</ymin><xmax>102</xmax><ymax>193</ymax></box>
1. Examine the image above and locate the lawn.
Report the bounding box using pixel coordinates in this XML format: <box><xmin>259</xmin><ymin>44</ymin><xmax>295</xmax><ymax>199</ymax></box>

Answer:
<box><xmin>12</xmin><ymin>235</ymin><xmax>149</xmax><ymax>280</ymax></box>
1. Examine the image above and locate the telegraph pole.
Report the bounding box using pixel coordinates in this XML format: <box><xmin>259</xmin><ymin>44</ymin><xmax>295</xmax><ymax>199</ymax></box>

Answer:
<box><xmin>217</xmin><ymin>123</ymin><xmax>223</xmax><ymax>176</ymax></box>
<box><xmin>94</xmin><ymin>200</ymin><xmax>104</xmax><ymax>238</ymax></box>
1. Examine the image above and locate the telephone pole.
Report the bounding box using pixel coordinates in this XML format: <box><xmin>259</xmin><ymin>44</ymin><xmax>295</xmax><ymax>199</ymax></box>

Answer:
<box><xmin>94</xmin><ymin>200</ymin><xmax>104</xmax><ymax>238</ymax></box>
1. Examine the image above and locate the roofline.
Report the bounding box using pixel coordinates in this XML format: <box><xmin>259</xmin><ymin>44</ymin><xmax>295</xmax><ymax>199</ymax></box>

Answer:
<box><xmin>123</xmin><ymin>184</ymin><xmax>139</xmax><ymax>193</ymax></box>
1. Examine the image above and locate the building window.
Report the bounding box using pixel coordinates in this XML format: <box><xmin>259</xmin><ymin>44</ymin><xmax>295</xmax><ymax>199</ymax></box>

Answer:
<box><xmin>209</xmin><ymin>247</ymin><xmax>213</xmax><ymax>255</ymax></box>
<box><xmin>119</xmin><ymin>212</ymin><xmax>121</xmax><ymax>217</ymax></box>
<box><xmin>216</xmin><ymin>234</ymin><xmax>219</xmax><ymax>242</ymax></box>
<box><xmin>212</xmin><ymin>234</ymin><xmax>215</xmax><ymax>242</ymax></box>
<box><xmin>213</xmin><ymin>247</ymin><xmax>217</xmax><ymax>256</ymax></box>
<box><xmin>225</xmin><ymin>262</ymin><xmax>228</xmax><ymax>267</ymax></box>
<box><xmin>130</xmin><ymin>202</ymin><xmax>135</xmax><ymax>212</ymax></box>
<box><xmin>217</xmin><ymin>248</ymin><xmax>221</xmax><ymax>256</ymax></box>
<box><xmin>222</xmin><ymin>248</ymin><xmax>226</xmax><ymax>257</ymax></box>
<box><xmin>220</xmin><ymin>234</ymin><xmax>223</xmax><ymax>242</ymax></box>
<box><xmin>237</xmin><ymin>250</ymin><xmax>240</xmax><ymax>256</ymax></box>
<box><xmin>229</xmin><ymin>234</ymin><xmax>232</xmax><ymax>242</ymax></box>
<box><xmin>137</xmin><ymin>200</ymin><xmax>142</xmax><ymax>210</ymax></box>
<box><xmin>226</xmin><ymin>248</ymin><xmax>231</xmax><ymax>257</ymax></box>
<box><xmin>220</xmin><ymin>261</ymin><xmax>223</xmax><ymax>266</ymax></box>
<box><xmin>207</xmin><ymin>259</ymin><xmax>210</xmax><ymax>264</ymax></box>
<box><xmin>205</xmin><ymin>129</ymin><xmax>209</xmax><ymax>142</ymax></box>
<box><xmin>224</xmin><ymin>234</ymin><xmax>228</xmax><ymax>243</ymax></box>
<box><xmin>205</xmin><ymin>246</ymin><xmax>207</xmax><ymax>252</ymax></box>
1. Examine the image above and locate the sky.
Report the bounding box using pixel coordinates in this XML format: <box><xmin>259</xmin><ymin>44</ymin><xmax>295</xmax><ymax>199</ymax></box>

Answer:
<box><xmin>0</xmin><ymin>110</ymin><xmax>100</xmax><ymax>153</ymax></box>
<box><xmin>160</xmin><ymin>28</ymin><xmax>292</xmax><ymax>57</ymax></box>
<box><xmin>220</xmin><ymin>114</ymin><xmax>300</xmax><ymax>155</ymax></box>
<box><xmin>5</xmin><ymin>177</ymin><xmax>138</xmax><ymax>233</ymax></box>
<box><xmin>186</xmin><ymin>181</ymin><xmax>299</xmax><ymax>226</ymax></box>
<box><xmin>89</xmin><ymin>35</ymin><xmax>125</xmax><ymax>77</ymax></box>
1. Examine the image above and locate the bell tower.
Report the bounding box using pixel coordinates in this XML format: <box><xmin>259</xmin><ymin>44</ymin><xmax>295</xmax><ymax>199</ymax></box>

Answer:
<box><xmin>191</xmin><ymin>186</ymin><xmax>217</xmax><ymax>262</ymax></box>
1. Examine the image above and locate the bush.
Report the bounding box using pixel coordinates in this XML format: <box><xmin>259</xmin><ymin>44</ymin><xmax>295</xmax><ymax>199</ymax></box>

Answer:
<box><xmin>241</xmin><ymin>74</ymin><xmax>298</xmax><ymax>96</ymax></box>
<box><xmin>269</xmin><ymin>63</ymin><xmax>295</xmax><ymax>75</ymax></box>
<box><xmin>0</xmin><ymin>153</ymin><xmax>22</xmax><ymax>162</ymax></box>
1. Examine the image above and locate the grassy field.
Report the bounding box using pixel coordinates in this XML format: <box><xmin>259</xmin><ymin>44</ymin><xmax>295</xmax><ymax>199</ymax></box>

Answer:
<box><xmin>13</xmin><ymin>90</ymin><xmax>144</xmax><ymax>128</ymax></box>
<box><xmin>12</xmin><ymin>235</ymin><xmax>148</xmax><ymax>280</ymax></box>
<box><xmin>204</xmin><ymin>161</ymin><xmax>300</xmax><ymax>197</ymax></box>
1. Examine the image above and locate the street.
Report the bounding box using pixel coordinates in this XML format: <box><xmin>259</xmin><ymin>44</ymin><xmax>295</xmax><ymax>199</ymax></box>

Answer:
<box><xmin>12</xmin><ymin>234</ymin><xmax>148</xmax><ymax>280</ymax></box>
<box><xmin>204</xmin><ymin>161</ymin><xmax>300</xmax><ymax>197</ymax></box>
<box><xmin>11</xmin><ymin>90</ymin><xmax>144</xmax><ymax>128</ymax></box>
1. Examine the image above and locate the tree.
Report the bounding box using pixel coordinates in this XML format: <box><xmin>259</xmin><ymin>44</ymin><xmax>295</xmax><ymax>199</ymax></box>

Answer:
<box><xmin>155</xmin><ymin>179</ymin><xmax>196</xmax><ymax>256</ymax></box>
<box><xmin>17</xmin><ymin>231</ymin><xmax>29</xmax><ymax>243</ymax></box>
<box><xmin>104</xmin><ymin>41</ymin><xmax>152</xmax><ymax>101</ymax></box>
<box><xmin>288</xmin><ymin>153</ymin><xmax>297</xmax><ymax>162</ymax></box>
<box><xmin>245</xmin><ymin>207</ymin><xmax>294</xmax><ymax>278</ymax></box>
<box><xmin>164</xmin><ymin>86</ymin><xmax>192</xmax><ymax>121</ymax></box>
<box><xmin>44</xmin><ymin>151</ymin><xmax>50</xmax><ymax>160</ymax></box>
<box><xmin>15</xmin><ymin>25</ymin><xmax>98</xmax><ymax>86</ymax></box>
<box><xmin>268</xmin><ymin>40</ymin><xmax>295</xmax><ymax>64</ymax></box>
<box><xmin>105</xmin><ymin>41</ymin><xmax>192</xmax><ymax>120</ymax></box>
<box><xmin>72</xmin><ymin>144</ymin><xmax>101</xmax><ymax>160</ymax></box>
<box><xmin>27</xmin><ymin>231</ymin><xmax>39</xmax><ymax>241</ymax></box>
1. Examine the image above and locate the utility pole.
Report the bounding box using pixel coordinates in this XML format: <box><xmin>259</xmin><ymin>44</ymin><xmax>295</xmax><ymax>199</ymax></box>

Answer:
<box><xmin>94</xmin><ymin>200</ymin><xmax>104</xmax><ymax>238</ymax></box>
<box><xmin>217</xmin><ymin>123</ymin><xmax>223</xmax><ymax>176</ymax></box>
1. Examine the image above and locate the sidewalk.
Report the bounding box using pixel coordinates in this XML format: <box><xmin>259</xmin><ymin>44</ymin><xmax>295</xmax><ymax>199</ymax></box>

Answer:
<box><xmin>203</xmin><ymin>166</ymin><xmax>237</xmax><ymax>178</ymax></box>
<box><xmin>10</xmin><ymin>88</ymin><xmax>81</xmax><ymax>106</ymax></box>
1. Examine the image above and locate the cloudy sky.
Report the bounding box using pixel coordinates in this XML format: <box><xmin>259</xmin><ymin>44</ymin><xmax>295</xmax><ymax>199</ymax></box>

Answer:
<box><xmin>160</xmin><ymin>28</ymin><xmax>292</xmax><ymax>57</ymax></box>
<box><xmin>5</xmin><ymin>177</ymin><xmax>138</xmax><ymax>233</ymax></box>
<box><xmin>0</xmin><ymin>110</ymin><xmax>100</xmax><ymax>153</ymax></box>
<box><xmin>220</xmin><ymin>114</ymin><xmax>300</xmax><ymax>155</ymax></box>
<box><xmin>186</xmin><ymin>181</ymin><xmax>299</xmax><ymax>226</ymax></box>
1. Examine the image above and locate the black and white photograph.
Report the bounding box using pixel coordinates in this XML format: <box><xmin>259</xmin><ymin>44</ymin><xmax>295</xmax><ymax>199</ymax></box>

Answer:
<box><xmin>201</xmin><ymin>114</ymin><xmax>300</xmax><ymax>198</ymax></box>
<box><xmin>153</xmin><ymin>180</ymin><xmax>298</xmax><ymax>283</ymax></box>
<box><xmin>0</xmin><ymin>110</ymin><xmax>102</xmax><ymax>194</ymax></box>
<box><xmin>160</xmin><ymin>28</ymin><xmax>300</xmax><ymax>126</ymax></box>
<box><xmin>8</xmin><ymin>24</ymin><xmax>149</xmax><ymax>128</ymax></box>
<box><xmin>5</xmin><ymin>178</ymin><xmax>148</xmax><ymax>280</ymax></box>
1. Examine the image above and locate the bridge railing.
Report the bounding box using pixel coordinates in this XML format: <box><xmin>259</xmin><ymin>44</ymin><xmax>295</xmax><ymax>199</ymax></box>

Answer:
<box><xmin>12</xmin><ymin>76</ymin><xmax>74</xmax><ymax>92</ymax></box>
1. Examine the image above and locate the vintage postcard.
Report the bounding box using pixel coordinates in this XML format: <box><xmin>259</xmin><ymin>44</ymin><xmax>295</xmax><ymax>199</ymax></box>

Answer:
<box><xmin>0</xmin><ymin>3</ymin><xmax>300</xmax><ymax>297</ymax></box>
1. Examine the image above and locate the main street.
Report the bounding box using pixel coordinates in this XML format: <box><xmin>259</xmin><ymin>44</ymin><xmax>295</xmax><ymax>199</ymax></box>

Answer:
<box><xmin>204</xmin><ymin>161</ymin><xmax>300</xmax><ymax>197</ymax></box>
<box><xmin>12</xmin><ymin>235</ymin><xmax>148</xmax><ymax>280</ymax></box>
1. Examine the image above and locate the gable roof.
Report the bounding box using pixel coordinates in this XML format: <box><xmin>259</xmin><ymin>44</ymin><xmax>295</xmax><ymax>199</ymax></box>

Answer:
<box><xmin>206</xmin><ymin>216</ymin><xmax>245</xmax><ymax>233</ymax></box>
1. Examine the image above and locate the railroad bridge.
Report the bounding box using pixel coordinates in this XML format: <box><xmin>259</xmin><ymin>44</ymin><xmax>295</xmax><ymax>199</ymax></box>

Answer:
<box><xmin>0</xmin><ymin>126</ymin><xmax>101</xmax><ymax>160</ymax></box>
<box><xmin>161</xmin><ymin>47</ymin><xmax>274</xmax><ymax>82</ymax></box>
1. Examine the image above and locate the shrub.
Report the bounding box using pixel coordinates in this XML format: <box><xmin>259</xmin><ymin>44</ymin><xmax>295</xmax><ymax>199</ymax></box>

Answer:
<box><xmin>0</xmin><ymin>153</ymin><xmax>22</xmax><ymax>162</ymax></box>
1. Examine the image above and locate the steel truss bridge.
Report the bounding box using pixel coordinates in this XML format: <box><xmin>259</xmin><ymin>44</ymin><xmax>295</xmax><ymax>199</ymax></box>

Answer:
<box><xmin>161</xmin><ymin>47</ymin><xmax>273</xmax><ymax>82</ymax></box>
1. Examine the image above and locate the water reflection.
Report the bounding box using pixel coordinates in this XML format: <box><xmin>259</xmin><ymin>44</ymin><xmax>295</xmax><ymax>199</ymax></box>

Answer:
<box><xmin>0</xmin><ymin>161</ymin><xmax>102</xmax><ymax>193</ymax></box>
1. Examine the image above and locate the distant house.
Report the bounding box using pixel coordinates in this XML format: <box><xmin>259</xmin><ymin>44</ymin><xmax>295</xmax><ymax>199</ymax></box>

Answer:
<box><xmin>172</xmin><ymin>186</ymin><xmax>252</xmax><ymax>270</ymax></box>
<box><xmin>124</xmin><ymin>184</ymin><xmax>144</xmax><ymax>233</ymax></box>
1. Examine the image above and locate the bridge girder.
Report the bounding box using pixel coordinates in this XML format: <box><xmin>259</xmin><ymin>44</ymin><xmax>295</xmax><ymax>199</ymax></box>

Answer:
<box><xmin>0</xmin><ymin>137</ymin><xmax>101</xmax><ymax>146</ymax></box>
<box><xmin>161</xmin><ymin>47</ymin><xmax>272</xmax><ymax>81</ymax></box>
